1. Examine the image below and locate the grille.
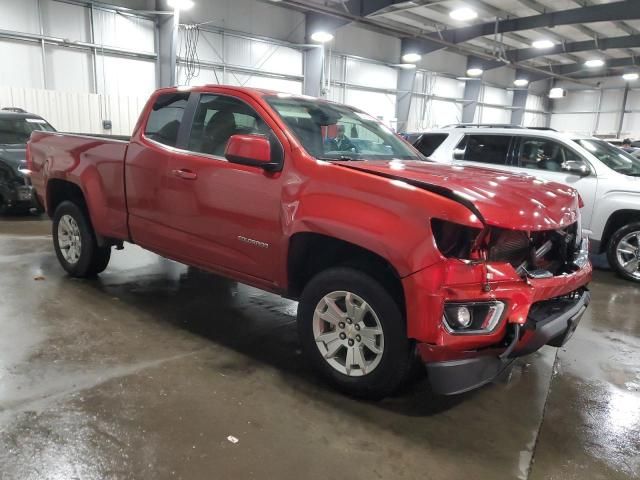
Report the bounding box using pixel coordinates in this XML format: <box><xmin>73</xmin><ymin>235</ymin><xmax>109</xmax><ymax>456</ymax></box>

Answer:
<box><xmin>488</xmin><ymin>223</ymin><xmax>580</xmax><ymax>276</ymax></box>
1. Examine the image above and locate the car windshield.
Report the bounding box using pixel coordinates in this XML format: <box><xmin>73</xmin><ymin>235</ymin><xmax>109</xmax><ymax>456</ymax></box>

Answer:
<box><xmin>265</xmin><ymin>95</ymin><xmax>422</xmax><ymax>161</ymax></box>
<box><xmin>0</xmin><ymin>117</ymin><xmax>55</xmax><ymax>145</ymax></box>
<box><xmin>575</xmin><ymin>139</ymin><xmax>640</xmax><ymax>176</ymax></box>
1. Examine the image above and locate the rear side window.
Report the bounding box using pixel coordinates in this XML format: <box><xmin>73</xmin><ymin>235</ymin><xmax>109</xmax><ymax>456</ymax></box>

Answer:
<box><xmin>144</xmin><ymin>93</ymin><xmax>189</xmax><ymax>147</ymax></box>
<box><xmin>414</xmin><ymin>133</ymin><xmax>448</xmax><ymax>157</ymax></box>
<box><xmin>457</xmin><ymin>134</ymin><xmax>512</xmax><ymax>165</ymax></box>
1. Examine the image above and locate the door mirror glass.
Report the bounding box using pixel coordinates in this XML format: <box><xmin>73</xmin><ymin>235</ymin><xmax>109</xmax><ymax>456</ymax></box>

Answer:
<box><xmin>561</xmin><ymin>160</ymin><xmax>591</xmax><ymax>176</ymax></box>
<box><xmin>453</xmin><ymin>148</ymin><xmax>465</xmax><ymax>160</ymax></box>
<box><xmin>225</xmin><ymin>134</ymin><xmax>277</xmax><ymax>171</ymax></box>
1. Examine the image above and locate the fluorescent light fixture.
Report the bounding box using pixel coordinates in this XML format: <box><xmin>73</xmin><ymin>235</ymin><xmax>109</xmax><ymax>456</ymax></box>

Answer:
<box><xmin>167</xmin><ymin>0</ymin><xmax>194</xmax><ymax>10</ymax></box>
<box><xmin>310</xmin><ymin>31</ymin><xmax>334</xmax><ymax>43</ymax></box>
<box><xmin>466</xmin><ymin>67</ymin><xmax>483</xmax><ymax>77</ymax></box>
<box><xmin>549</xmin><ymin>87</ymin><xmax>565</xmax><ymax>99</ymax></box>
<box><xmin>585</xmin><ymin>59</ymin><xmax>605</xmax><ymax>68</ymax></box>
<box><xmin>623</xmin><ymin>72</ymin><xmax>639</xmax><ymax>81</ymax></box>
<box><xmin>513</xmin><ymin>78</ymin><xmax>529</xmax><ymax>87</ymax></box>
<box><xmin>532</xmin><ymin>39</ymin><xmax>554</xmax><ymax>49</ymax></box>
<box><xmin>397</xmin><ymin>63</ymin><xmax>417</xmax><ymax>69</ymax></box>
<box><xmin>449</xmin><ymin>7</ymin><xmax>478</xmax><ymax>21</ymax></box>
<box><xmin>402</xmin><ymin>52</ymin><xmax>422</xmax><ymax>63</ymax></box>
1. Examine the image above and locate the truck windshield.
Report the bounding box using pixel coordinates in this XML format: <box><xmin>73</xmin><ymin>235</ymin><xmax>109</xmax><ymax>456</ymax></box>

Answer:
<box><xmin>0</xmin><ymin>117</ymin><xmax>56</xmax><ymax>145</ymax></box>
<box><xmin>575</xmin><ymin>139</ymin><xmax>640</xmax><ymax>176</ymax></box>
<box><xmin>265</xmin><ymin>95</ymin><xmax>422</xmax><ymax>161</ymax></box>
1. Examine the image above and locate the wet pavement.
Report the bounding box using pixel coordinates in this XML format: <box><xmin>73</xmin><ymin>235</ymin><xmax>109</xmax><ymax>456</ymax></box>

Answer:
<box><xmin>0</xmin><ymin>216</ymin><xmax>638</xmax><ymax>480</ymax></box>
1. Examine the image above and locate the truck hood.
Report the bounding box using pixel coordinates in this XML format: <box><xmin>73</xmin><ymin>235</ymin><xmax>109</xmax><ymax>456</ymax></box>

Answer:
<box><xmin>336</xmin><ymin>160</ymin><xmax>580</xmax><ymax>231</ymax></box>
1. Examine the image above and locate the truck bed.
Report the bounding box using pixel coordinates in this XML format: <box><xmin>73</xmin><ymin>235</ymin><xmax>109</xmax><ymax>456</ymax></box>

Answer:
<box><xmin>29</xmin><ymin>131</ymin><xmax>130</xmax><ymax>241</ymax></box>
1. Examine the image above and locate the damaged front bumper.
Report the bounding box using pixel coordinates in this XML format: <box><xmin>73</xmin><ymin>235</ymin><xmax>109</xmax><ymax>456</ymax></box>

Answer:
<box><xmin>425</xmin><ymin>288</ymin><xmax>590</xmax><ymax>395</ymax></box>
<box><xmin>402</xmin><ymin>252</ymin><xmax>592</xmax><ymax>395</ymax></box>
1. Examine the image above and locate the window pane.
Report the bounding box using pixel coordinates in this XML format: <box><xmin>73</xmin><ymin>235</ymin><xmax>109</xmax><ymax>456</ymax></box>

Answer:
<box><xmin>266</xmin><ymin>96</ymin><xmax>421</xmax><ymax>161</ymax></box>
<box><xmin>462</xmin><ymin>135</ymin><xmax>511</xmax><ymax>165</ymax></box>
<box><xmin>188</xmin><ymin>95</ymin><xmax>267</xmax><ymax>157</ymax></box>
<box><xmin>518</xmin><ymin>137</ymin><xmax>573</xmax><ymax>172</ymax></box>
<box><xmin>415</xmin><ymin>133</ymin><xmax>448</xmax><ymax>157</ymax></box>
<box><xmin>144</xmin><ymin>93</ymin><xmax>189</xmax><ymax>147</ymax></box>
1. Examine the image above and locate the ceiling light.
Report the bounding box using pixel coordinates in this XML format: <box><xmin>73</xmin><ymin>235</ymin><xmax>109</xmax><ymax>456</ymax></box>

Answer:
<box><xmin>167</xmin><ymin>0</ymin><xmax>194</xmax><ymax>10</ymax></box>
<box><xmin>310</xmin><ymin>31</ymin><xmax>334</xmax><ymax>43</ymax></box>
<box><xmin>402</xmin><ymin>52</ymin><xmax>422</xmax><ymax>63</ymax></box>
<box><xmin>623</xmin><ymin>72</ymin><xmax>639</xmax><ymax>81</ymax></box>
<box><xmin>466</xmin><ymin>67</ymin><xmax>483</xmax><ymax>77</ymax></box>
<box><xmin>449</xmin><ymin>7</ymin><xmax>478</xmax><ymax>21</ymax></box>
<box><xmin>585</xmin><ymin>59</ymin><xmax>605</xmax><ymax>68</ymax></box>
<box><xmin>532</xmin><ymin>39</ymin><xmax>554</xmax><ymax>49</ymax></box>
<box><xmin>513</xmin><ymin>78</ymin><xmax>529</xmax><ymax>87</ymax></box>
<box><xmin>549</xmin><ymin>87</ymin><xmax>566</xmax><ymax>99</ymax></box>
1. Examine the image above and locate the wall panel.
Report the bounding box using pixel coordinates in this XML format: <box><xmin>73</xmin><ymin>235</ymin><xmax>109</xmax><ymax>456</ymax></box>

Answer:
<box><xmin>41</xmin><ymin>0</ymin><xmax>90</xmax><ymax>42</ymax></box>
<box><xmin>0</xmin><ymin>0</ymin><xmax>39</xmax><ymax>33</ymax></box>
<box><xmin>0</xmin><ymin>40</ymin><xmax>44</xmax><ymax>89</ymax></box>
<box><xmin>45</xmin><ymin>46</ymin><xmax>93</xmax><ymax>93</ymax></box>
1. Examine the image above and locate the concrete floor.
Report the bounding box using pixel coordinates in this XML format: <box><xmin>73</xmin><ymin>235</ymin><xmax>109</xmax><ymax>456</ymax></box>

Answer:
<box><xmin>0</xmin><ymin>216</ymin><xmax>638</xmax><ymax>480</ymax></box>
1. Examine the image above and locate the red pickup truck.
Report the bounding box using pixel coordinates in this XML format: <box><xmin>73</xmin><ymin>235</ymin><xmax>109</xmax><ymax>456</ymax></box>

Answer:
<box><xmin>28</xmin><ymin>86</ymin><xmax>592</xmax><ymax>398</ymax></box>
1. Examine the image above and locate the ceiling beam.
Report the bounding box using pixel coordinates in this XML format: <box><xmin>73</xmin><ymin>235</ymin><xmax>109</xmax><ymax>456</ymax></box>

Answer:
<box><xmin>405</xmin><ymin>0</ymin><xmax>640</xmax><ymax>55</ymax></box>
<box><xmin>476</xmin><ymin>34</ymin><xmax>640</xmax><ymax>71</ymax></box>
<box><xmin>527</xmin><ymin>56</ymin><xmax>639</xmax><ymax>80</ymax></box>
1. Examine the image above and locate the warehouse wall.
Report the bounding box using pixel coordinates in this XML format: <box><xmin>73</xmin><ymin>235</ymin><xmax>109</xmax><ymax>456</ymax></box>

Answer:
<box><xmin>0</xmin><ymin>0</ymin><xmax>544</xmax><ymax>136</ymax></box>
<box><xmin>549</xmin><ymin>77</ymin><xmax>639</xmax><ymax>138</ymax></box>
<box><xmin>0</xmin><ymin>0</ymin><xmax>156</xmax><ymax>134</ymax></box>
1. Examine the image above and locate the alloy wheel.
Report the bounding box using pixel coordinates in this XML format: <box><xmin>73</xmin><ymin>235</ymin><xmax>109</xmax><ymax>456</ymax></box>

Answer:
<box><xmin>312</xmin><ymin>291</ymin><xmax>384</xmax><ymax>377</ymax></box>
<box><xmin>57</xmin><ymin>214</ymin><xmax>82</xmax><ymax>265</ymax></box>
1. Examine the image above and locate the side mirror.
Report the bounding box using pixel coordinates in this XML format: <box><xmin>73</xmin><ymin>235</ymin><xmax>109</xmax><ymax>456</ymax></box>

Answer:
<box><xmin>453</xmin><ymin>149</ymin><xmax>465</xmax><ymax>161</ymax></box>
<box><xmin>225</xmin><ymin>134</ymin><xmax>280</xmax><ymax>172</ymax></box>
<box><xmin>561</xmin><ymin>160</ymin><xmax>590</xmax><ymax>177</ymax></box>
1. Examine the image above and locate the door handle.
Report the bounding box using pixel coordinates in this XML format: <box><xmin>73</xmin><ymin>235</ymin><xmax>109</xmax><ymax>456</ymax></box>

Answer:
<box><xmin>172</xmin><ymin>169</ymin><xmax>197</xmax><ymax>180</ymax></box>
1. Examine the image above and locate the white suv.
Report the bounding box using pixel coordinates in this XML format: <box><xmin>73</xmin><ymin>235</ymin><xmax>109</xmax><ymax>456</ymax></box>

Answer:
<box><xmin>410</xmin><ymin>125</ymin><xmax>640</xmax><ymax>282</ymax></box>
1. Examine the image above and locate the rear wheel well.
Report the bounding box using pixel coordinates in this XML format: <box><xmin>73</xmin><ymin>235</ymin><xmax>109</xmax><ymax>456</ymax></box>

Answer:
<box><xmin>47</xmin><ymin>180</ymin><xmax>86</xmax><ymax>217</ymax></box>
<box><xmin>600</xmin><ymin>210</ymin><xmax>640</xmax><ymax>253</ymax></box>
<box><xmin>287</xmin><ymin>232</ymin><xmax>405</xmax><ymax>314</ymax></box>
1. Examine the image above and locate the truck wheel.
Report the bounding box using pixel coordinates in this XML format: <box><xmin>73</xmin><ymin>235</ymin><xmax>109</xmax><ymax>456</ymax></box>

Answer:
<box><xmin>297</xmin><ymin>267</ymin><xmax>411</xmax><ymax>399</ymax></box>
<box><xmin>52</xmin><ymin>201</ymin><xmax>111</xmax><ymax>277</ymax></box>
<box><xmin>607</xmin><ymin>222</ymin><xmax>640</xmax><ymax>282</ymax></box>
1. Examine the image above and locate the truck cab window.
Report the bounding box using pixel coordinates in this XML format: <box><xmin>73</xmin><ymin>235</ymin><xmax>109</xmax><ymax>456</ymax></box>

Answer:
<box><xmin>188</xmin><ymin>95</ymin><xmax>267</xmax><ymax>157</ymax></box>
<box><xmin>144</xmin><ymin>93</ymin><xmax>189</xmax><ymax>147</ymax></box>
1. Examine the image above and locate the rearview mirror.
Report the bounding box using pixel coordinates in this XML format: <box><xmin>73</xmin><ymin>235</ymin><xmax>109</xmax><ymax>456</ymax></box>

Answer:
<box><xmin>561</xmin><ymin>160</ymin><xmax>590</xmax><ymax>177</ymax></box>
<box><xmin>225</xmin><ymin>134</ymin><xmax>281</xmax><ymax>172</ymax></box>
<box><xmin>453</xmin><ymin>148</ymin><xmax>465</xmax><ymax>161</ymax></box>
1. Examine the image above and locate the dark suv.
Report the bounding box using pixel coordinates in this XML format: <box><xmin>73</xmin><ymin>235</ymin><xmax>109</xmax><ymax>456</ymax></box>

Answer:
<box><xmin>0</xmin><ymin>110</ymin><xmax>55</xmax><ymax>214</ymax></box>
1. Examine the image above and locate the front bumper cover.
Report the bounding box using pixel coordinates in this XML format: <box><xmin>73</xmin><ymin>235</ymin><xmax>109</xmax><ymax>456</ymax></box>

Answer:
<box><xmin>425</xmin><ymin>289</ymin><xmax>591</xmax><ymax>395</ymax></box>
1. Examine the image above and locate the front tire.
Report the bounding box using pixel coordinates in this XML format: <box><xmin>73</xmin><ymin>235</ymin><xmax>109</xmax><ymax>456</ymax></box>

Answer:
<box><xmin>52</xmin><ymin>201</ymin><xmax>111</xmax><ymax>277</ymax></box>
<box><xmin>297</xmin><ymin>267</ymin><xmax>412</xmax><ymax>399</ymax></box>
<box><xmin>607</xmin><ymin>222</ymin><xmax>640</xmax><ymax>282</ymax></box>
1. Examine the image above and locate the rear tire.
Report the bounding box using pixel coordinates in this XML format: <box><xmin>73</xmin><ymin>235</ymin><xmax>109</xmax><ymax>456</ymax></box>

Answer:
<box><xmin>297</xmin><ymin>267</ymin><xmax>412</xmax><ymax>399</ymax></box>
<box><xmin>607</xmin><ymin>222</ymin><xmax>640</xmax><ymax>283</ymax></box>
<box><xmin>52</xmin><ymin>201</ymin><xmax>111</xmax><ymax>277</ymax></box>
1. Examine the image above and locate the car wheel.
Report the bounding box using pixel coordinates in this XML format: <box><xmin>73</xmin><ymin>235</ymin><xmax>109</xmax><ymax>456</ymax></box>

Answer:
<box><xmin>52</xmin><ymin>201</ymin><xmax>111</xmax><ymax>277</ymax></box>
<box><xmin>297</xmin><ymin>267</ymin><xmax>412</xmax><ymax>399</ymax></box>
<box><xmin>607</xmin><ymin>222</ymin><xmax>640</xmax><ymax>282</ymax></box>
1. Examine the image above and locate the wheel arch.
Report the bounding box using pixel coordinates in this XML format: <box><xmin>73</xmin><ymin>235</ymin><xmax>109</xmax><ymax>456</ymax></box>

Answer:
<box><xmin>286</xmin><ymin>232</ymin><xmax>406</xmax><ymax>315</ymax></box>
<box><xmin>600</xmin><ymin>209</ymin><xmax>640</xmax><ymax>253</ymax></box>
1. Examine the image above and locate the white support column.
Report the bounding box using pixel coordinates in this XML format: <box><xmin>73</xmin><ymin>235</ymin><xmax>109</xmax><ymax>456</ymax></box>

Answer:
<box><xmin>396</xmin><ymin>67</ymin><xmax>416</xmax><ymax>133</ymax></box>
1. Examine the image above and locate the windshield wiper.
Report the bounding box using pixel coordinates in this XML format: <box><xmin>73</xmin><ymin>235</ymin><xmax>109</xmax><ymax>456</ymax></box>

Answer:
<box><xmin>316</xmin><ymin>155</ymin><xmax>363</xmax><ymax>162</ymax></box>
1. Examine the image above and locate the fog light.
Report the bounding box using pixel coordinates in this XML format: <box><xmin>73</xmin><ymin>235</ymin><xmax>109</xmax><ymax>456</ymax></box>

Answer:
<box><xmin>443</xmin><ymin>301</ymin><xmax>505</xmax><ymax>334</ymax></box>
<box><xmin>453</xmin><ymin>306</ymin><xmax>472</xmax><ymax>328</ymax></box>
